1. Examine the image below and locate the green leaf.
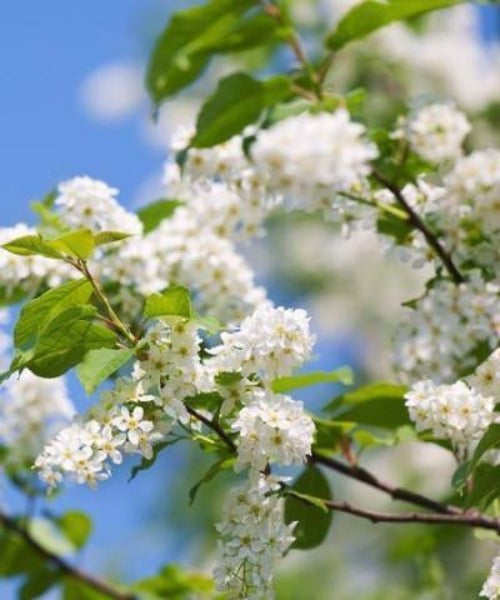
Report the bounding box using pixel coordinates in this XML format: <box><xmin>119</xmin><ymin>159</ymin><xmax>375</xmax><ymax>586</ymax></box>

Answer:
<box><xmin>215</xmin><ymin>371</ymin><xmax>243</xmax><ymax>386</ymax></box>
<box><xmin>0</xmin><ymin>284</ymin><xmax>28</xmax><ymax>307</ymax></box>
<box><xmin>2</xmin><ymin>234</ymin><xmax>64</xmax><ymax>259</ymax></box>
<box><xmin>465</xmin><ymin>464</ymin><xmax>500</xmax><ymax>510</ymax></box>
<box><xmin>144</xmin><ymin>284</ymin><xmax>193</xmax><ymax>320</ymax></box>
<box><xmin>191</xmin><ymin>73</ymin><xmax>291</xmax><ymax>148</ymax></box>
<box><xmin>189</xmin><ymin>456</ymin><xmax>235</xmax><ymax>505</ymax></box>
<box><xmin>272</xmin><ymin>367</ymin><xmax>353</xmax><ymax>394</ymax></box>
<box><xmin>14</xmin><ymin>279</ymin><xmax>92</xmax><ymax>349</ymax></box>
<box><xmin>377</xmin><ymin>212</ymin><xmax>413</xmax><ymax>245</ymax></box>
<box><xmin>137</xmin><ymin>199</ymin><xmax>183</xmax><ymax>233</ymax></box>
<box><xmin>284</xmin><ymin>466</ymin><xmax>333</xmax><ymax>550</ymax></box>
<box><xmin>63</xmin><ymin>579</ymin><xmax>114</xmax><ymax>600</ymax></box>
<box><xmin>27</xmin><ymin>317</ymin><xmax>117</xmax><ymax>378</ymax></box>
<box><xmin>146</xmin><ymin>0</ymin><xmax>257</xmax><ymax>105</ymax></box>
<box><xmin>194</xmin><ymin>313</ymin><xmax>223</xmax><ymax>335</ymax></box>
<box><xmin>468</xmin><ymin>423</ymin><xmax>500</xmax><ymax>474</ymax></box>
<box><xmin>132</xmin><ymin>564</ymin><xmax>213</xmax><ymax>598</ymax></box>
<box><xmin>48</xmin><ymin>228</ymin><xmax>95</xmax><ymax>259</ymax></box>
<box><xmin>93</xmin><ymin>231</ymin><xmax>132</xmax><ymax>246</ymax></box>
<box><xmin>27</xmin><ymin>518</ymin><xmax>75</xmax><ymax>555</ymax></box>
<box><xmin>0</xmin><ymin>532</ymin><xmax>46</xmax><ymax>576</ymax></box>
<box><xmin>326</xmin><ymin>0</ymin><xmax>463</xmax><ymax>50</ymax></box>
<box><xmin>77</xmin><ymin>347</ymin><xmax>135</xmax><ymax>395</ymax></box>
<box><xmin>19</xmin><ymin>568</ymin><xmax>60</xmax><ymax>600</ymax></box>
<box><xmin>313</xmin><ymin>417</ymin><xmax>352</xmax><ymax>453</ymax></box>
<box><xmin>56</xmin><ymin>511</ymin><xmax>93</xmax><ymax>550</ymax></box>
<box><xmin>325</xmin><ymin>381</ymin><xmax>410</xmax><ymax>429</ymax></box>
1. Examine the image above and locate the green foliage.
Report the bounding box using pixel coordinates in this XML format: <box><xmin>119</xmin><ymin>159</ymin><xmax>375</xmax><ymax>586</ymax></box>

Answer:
<box><xmin>469</xmin><ymin>423</ymin><xmax>500</xmax><ymax>473</ymax></box>
<box><xmin>144</xmin><ymin>284</ymin><xmax>194</xmax><ymax>320</ymax></box>
<box><xmin>377</xmin><ymin>212</ymin><xmax>413</xmax><ymax>245</ymax></box>
<box><xmin>14</xmin><ymin>279</ymin><xmax>92</xmax><ymax>349</ymax></box>
<box><xmin>55</xmin><ymin>511</ymin><xmax>93</xmax><ymax>550</ymax></box>
<box><xmin>2</xmin><ymin>234</ymin><xmax>66</xmax><ymax>260</ymax></box>
<box><xmin>464</xmin><ymin>464</ymin><xmax>500</xmax><ymax>510</ymax></box>
<box><xmin>62</xmin><ymin>579</ymin><xmax>115</xmax><ymax>599</ymax></box>
<box><xmin>77</xmin><ymin>347</ymin><xmax>135</xmax><ymax>395</ymax></box>
<box><xmin>189</xmin><ymin>456</ymin><xmax>235</xmax><ymax>505</ymax></box>
<box><xmin>48</xmin><ymin>228</ymin><xmax>95</xmax><ymax>260</ymax></box>
<box><xmin>191</xmin><ymin>73</ymin><xmax>291</xmax><ymax>148</ymax></box>
<box><xmin>131</xmin><ymin>564</ymin><xmax>214</xmax><ymax>599</ymax></box>
<box><xmin>25</xmin><ymin>314</ymin><xmax>117</xmax><ymax>378</ymax></box>
<box><xmin>146</xmin><ymin>0</ymin><xmax>281</xmax><ymax>106</ymax></box>
<box><xmin>93</xmin><ymin>231</ymin><xmax>133</xmax><ymax>246</ymax></box>
<box><xmin>284</xmin><ymin>466</ymin><xmax>333</xmax><ymax>550</ymax></box>
<box><xmin>326</xmin><ymin>0</ymin><xmax>463</xmax><ymax>50</ymax></box>
<box><xmin>325</xmin><ymin>382</ymin><xmax>411</xmax><ymax>429</ymax></box>
<box><xmin>137</xmin><ymin>199</ymin><xmax>183</xmax><ymax>233</ymax></box>
<box><xmin>272</xmin><ymin>366</ymin><xmax>353</xmax><ymax>394</ymax></box>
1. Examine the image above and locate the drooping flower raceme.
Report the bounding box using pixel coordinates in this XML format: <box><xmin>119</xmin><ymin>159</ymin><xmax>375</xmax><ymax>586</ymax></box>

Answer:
<box><xmin>232</xmin><ymin>390</ymin><xmax>315</xmax><ymax>474</ymax></box>
<box><xmin>56</xmin><ymin>176</ymin><xmax>143</xmax><ymax>234</ymax></box>
<box><xmin>251</xmin><ymin>110</ymin><xmax>378</xmax><ymax>220</ymax></box>
<box><xmin>394</xmin><ymin>272</ymin><xmax>499</xmax><ymax>383</ymax></box>
<box><xmin>214</xmin><ymin>476</ymin><xmax>296</xmax><ymax>600</ymax></box>
<box><xmin>404</xmin><ymin>378</ymin><xmax>495</xmax><ymax>455</ymax></box>
<box><xmin>210</xmin><ymin>305</ymin><xmax>315</xmax><ymax>381</ymax></box>
<box><xmin>481</xmin><ymin>553</ymin><xmax>500</xmax><ymax>600</ymax></box>
<box><xmin>401</xmin><ymin>103</ymin><xmax>471</xmax><ymax>163</ymax></box>
<box><xmin>0</xmin><ymin>370</ymin><xmax>74</xmax><ymax>465</ymax></box>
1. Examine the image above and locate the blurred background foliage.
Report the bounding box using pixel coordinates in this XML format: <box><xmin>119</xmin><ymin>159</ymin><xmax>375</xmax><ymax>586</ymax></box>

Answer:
<box><xmin>1</xmin><ymin>1</ymin><xmax>500</xmax><ymax>598</ymax></box>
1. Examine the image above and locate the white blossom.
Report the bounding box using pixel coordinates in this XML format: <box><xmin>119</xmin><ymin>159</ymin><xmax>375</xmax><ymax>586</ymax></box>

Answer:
<box><xmin>402</xmin><ymin>103</ymin><xmax>470</xmax><ymax>163</ymax></box>
<box><xmin>232</xmin><ymin>391</ymin><xmax>315</xmax><ymax>473</ymax></box>
<box><xmin>251</xmin><ymin>110</ymin><xmax>378</xmax><ymax>221</ymax></box>
<box><xmin>210</xmin><ymin>305</ymin><xmax>315</xmax><ymax>381</ymax></box>
<box><xmin>481</xmin><ymin>553</ymin><xmax>500</xmax><ymax>600</ymax></box>
<box><xmin>214</xmin><ymin>476</ymin><xmax>295</xmax><ymax>599</ymax></box>
<box><xmin>56</xmin><ymin>176</ymin><xmax>142</xmax><ymax>234</ymax></box>
<box><xmin>405</xmin><ymin>379</ymin><xmax>495</xmax><ymax>455</ymax></box>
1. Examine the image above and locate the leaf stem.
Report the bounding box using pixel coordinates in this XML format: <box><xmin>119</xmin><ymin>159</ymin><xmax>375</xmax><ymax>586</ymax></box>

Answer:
<box><xmin>78</xmin><ymin>260</ymin><xmax>137</xmax><ymax>345</ymax></box>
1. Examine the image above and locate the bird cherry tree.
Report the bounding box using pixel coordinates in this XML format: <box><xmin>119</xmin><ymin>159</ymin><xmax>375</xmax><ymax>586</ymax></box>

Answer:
<box><xmin>0</xmin><ymin>1</ymin><xmax>499</xmax><ymax>599</ymax></box>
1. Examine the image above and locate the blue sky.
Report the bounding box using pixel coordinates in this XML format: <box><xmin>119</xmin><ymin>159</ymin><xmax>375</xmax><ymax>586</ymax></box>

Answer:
<box><xmin>0</xmin><ymin>0</ymin><xmax>167</xmax><ymax>226</ymax></box>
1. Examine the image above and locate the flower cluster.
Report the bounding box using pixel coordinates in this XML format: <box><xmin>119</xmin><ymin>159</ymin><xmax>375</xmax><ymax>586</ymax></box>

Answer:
<box><xmin>404</xmin><ymin>373</ymin><xmax>496</xmax><ymax>455</ymax></box>
<box><xmin>481</xmin><ymin>553</ymin><xmax>500</xmax><ymax>600</ymax></box>
<box><xmin>56</xmin><ymin>176</ymin><xmax>143</xmax><ymax>234</ymax></box>
<box><xmin>0</xmin><ymin>370</ymin><xmax>74</xmax><ymax>465</ymax></box>
<box><xmin>251</xmin><ymin>110</ymin><xmax>378</xmax><ymax>221</ymax></box>
<box><xmin>394</xmin><ymin>273</ymin><xmax>499</xmax><ymax>383</ymax></box>
<box><xmin>232</xmin><ymin>391</ymin><xmax>315</xmax><ymax>474</ymax></box>
<box><xmin>399</xmin><ymin>103</ymin><xmax>470</xmax><ymax>164</ymax></box>
<box><xmin>214</xmin><ymin>476</ymin><xmax>295</xmax><ymax>599</ymax></box>
<box><xmin>211</xmin><ymin>305</ymin><xmax>315</xmax><ymax>381</ymax></box>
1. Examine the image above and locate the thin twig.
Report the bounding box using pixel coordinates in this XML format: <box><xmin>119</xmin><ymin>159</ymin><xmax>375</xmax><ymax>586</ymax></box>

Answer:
<box><xmin>185</xmin><ymin>405</ymin><xmax>237</xmax><ymax>452</ymax></box>
<box><xmin>78</xmin><ymin>260</ymin><xmax>137</xmax><ymax>345</ymax></box>
<box><xmin>311</xmin><ymin>452</ymin><xmax>461</xmax><ymax>515</ymax></box>
<box><xmin>372</xmin><ymin>170</ymin><xmax>464</xmax><ymax>283</ymax></box>
<box><xmin>287</xmin><ymin>492</ymin><xmax>500</xmax><ymax>534</ymax></box>
<box><xmin>0</xmin><ymin>511</ymin><xmax>135</xmax><ymax>600</ymax></box>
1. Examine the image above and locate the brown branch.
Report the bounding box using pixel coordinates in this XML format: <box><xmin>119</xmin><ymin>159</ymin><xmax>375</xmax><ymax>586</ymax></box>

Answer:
<box><xmin>288</xmin><ymin>492</ymin><xmax>500</xmax><ymax>533</ymax></box>
<box><xmin>185</xmin><ymin>405</ymin><xmax>237</xmax><ymax>452</ymax></box>
<box><xmin>311</xmin><ymin>452</ymin><xmax>461</xmax><ymax>515</ymax></box>
<box><xmin>372</xmin><ymin>170</ymin><xmax>464</xmax><ymax>283</ymax></box>
<box><xmin>0</xmin><ymin>511</ymin><xmax>135</xmax><ymax>600</ymax></box>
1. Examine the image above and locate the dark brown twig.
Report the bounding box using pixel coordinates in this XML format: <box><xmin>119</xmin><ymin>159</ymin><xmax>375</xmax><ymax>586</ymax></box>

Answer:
<box><xmin>185</xmin><ymin>405</ymin><xmax>237</xmax><ymax>452</ymax></box>
<box><xmin>311</xmin><ymin>452</ymin><xmax>461</xmax><ymax>515</ymax></box>
<box><xmin>288</xmin><ymin>493</ymin><xmax>500</xmax><ymax>534</ymax></box>
<box><xmin>372</xmin><ymin>170</ymin><xmax>464</xmax><ymax>283</ymax></box>
<box><xmin>0</xmin><ymin>511</ymin><xmax>135</xmax><ymax>600</ymax></box>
